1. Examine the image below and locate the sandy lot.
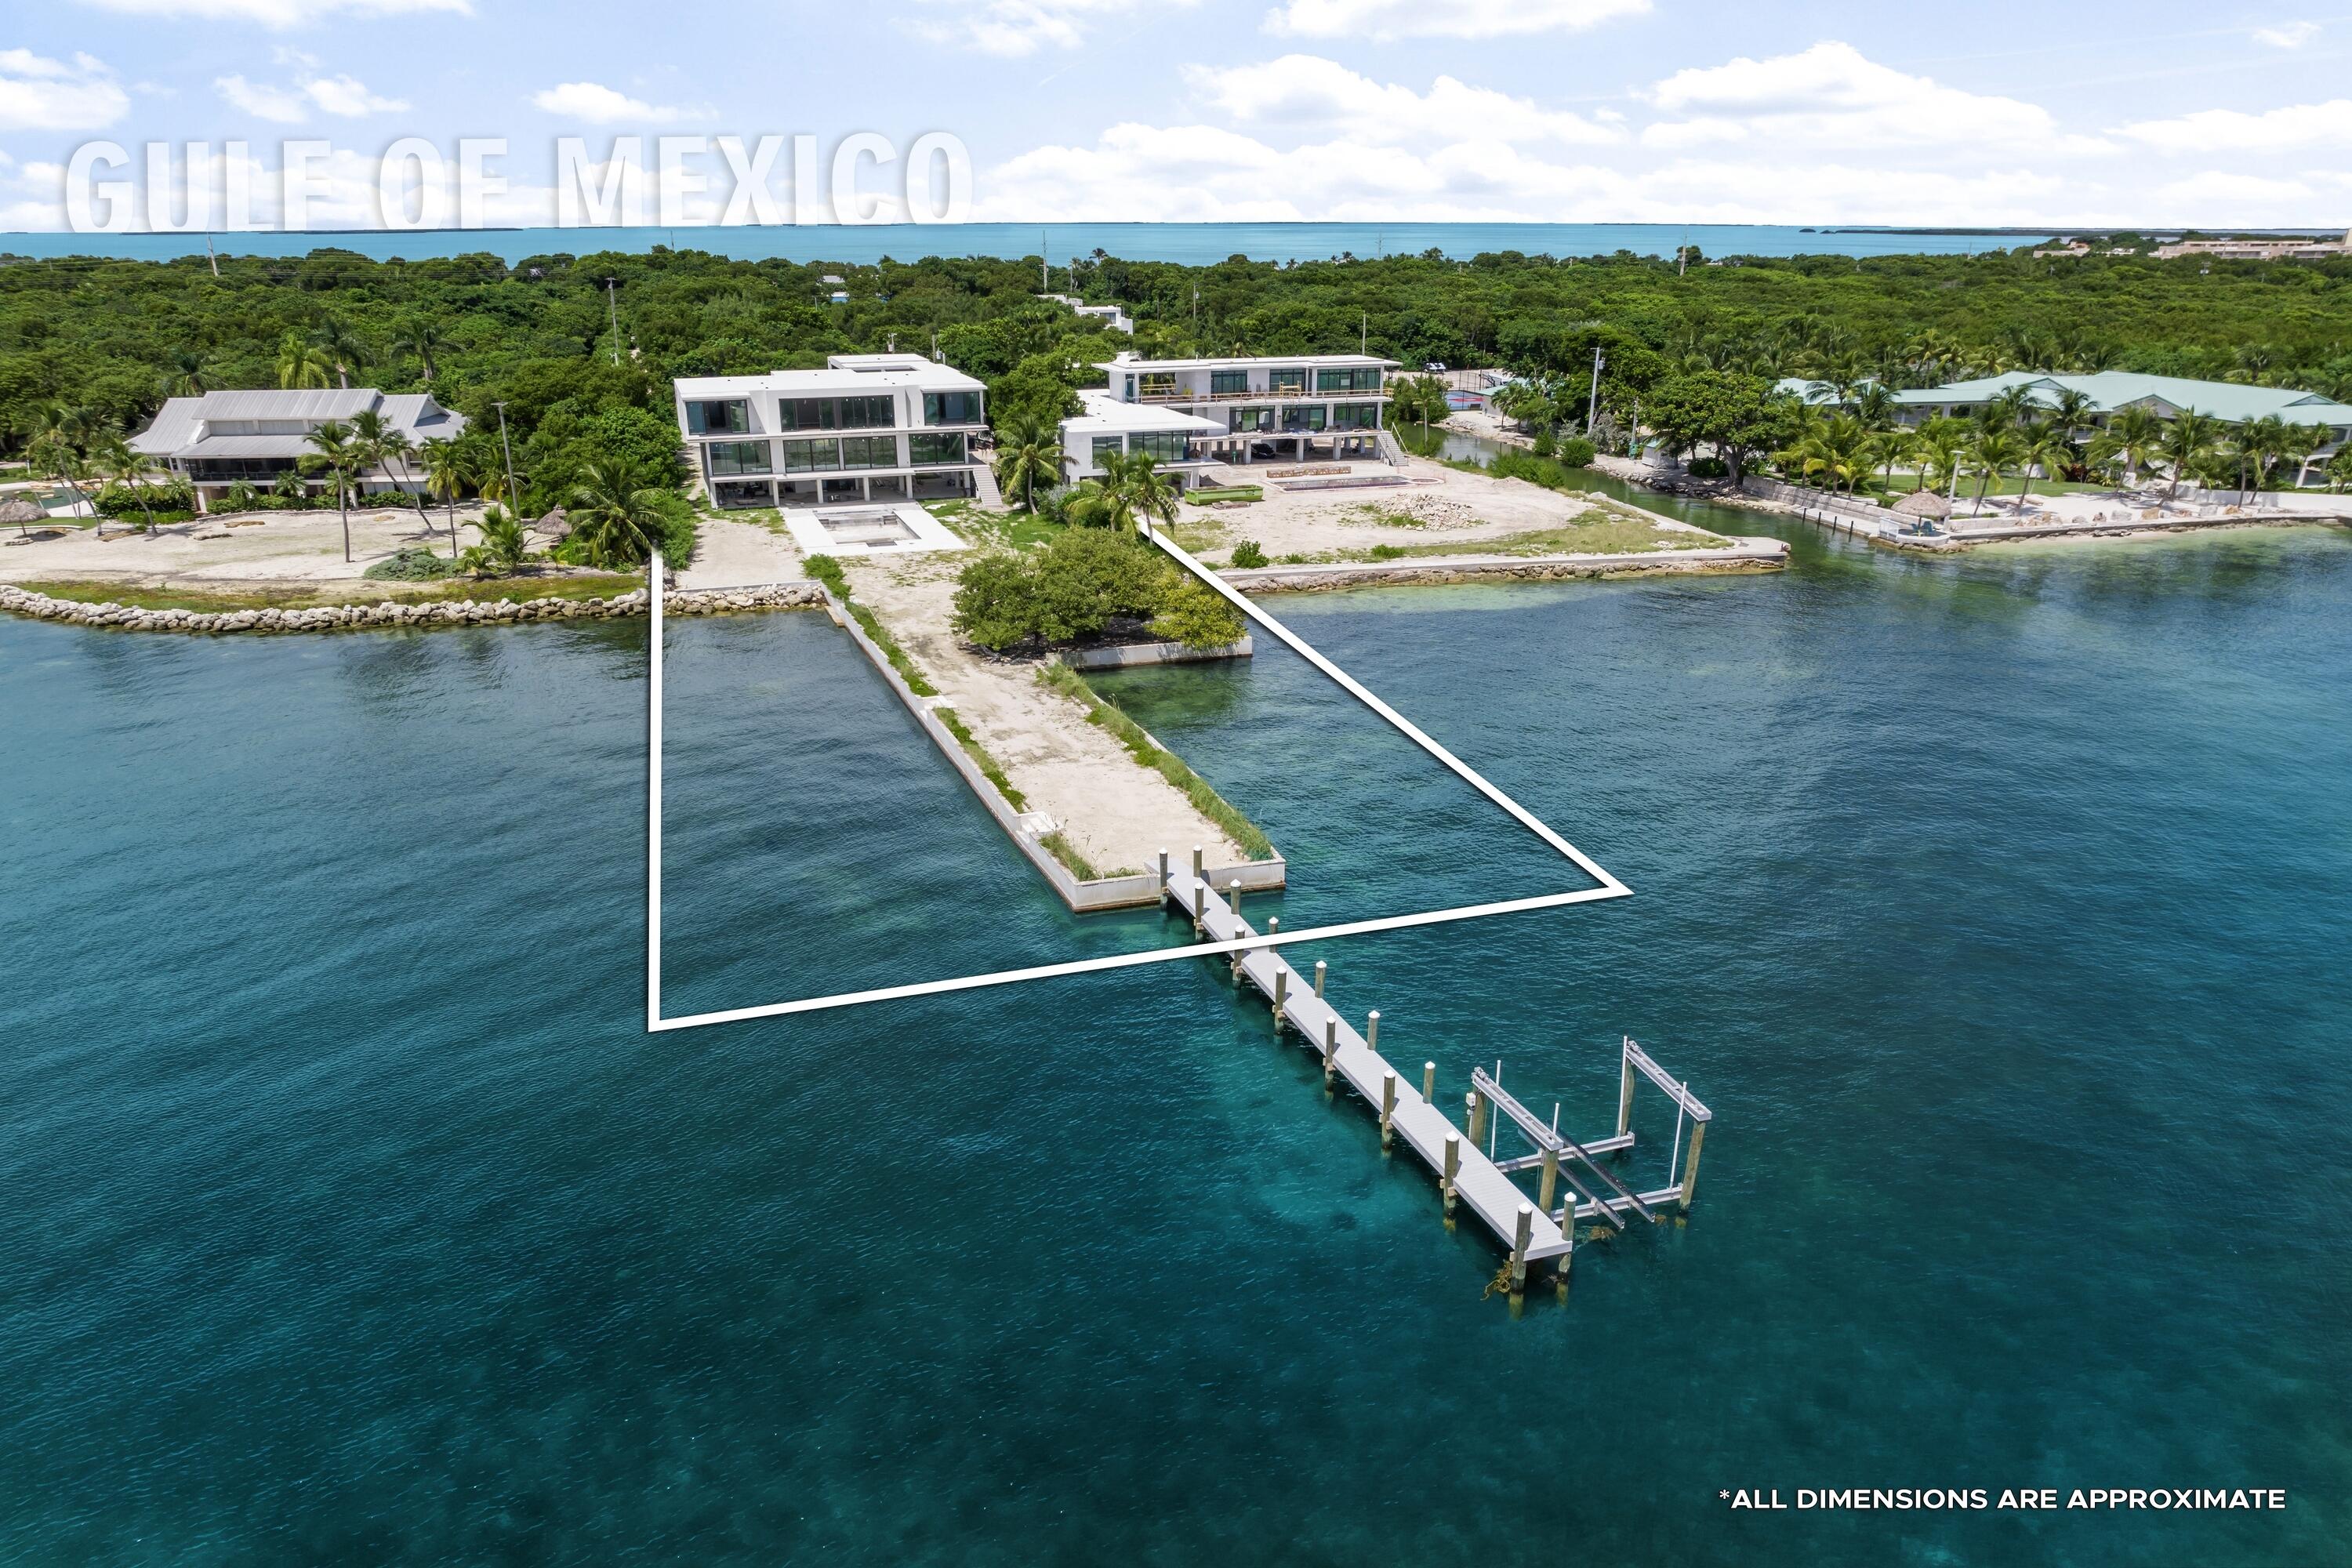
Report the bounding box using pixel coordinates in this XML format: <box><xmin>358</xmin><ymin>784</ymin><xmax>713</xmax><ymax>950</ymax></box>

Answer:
<box><xmin>845</xmin><ymin>549</ymin><xmax>1249</xmax><ymax>877</ymax></box>
<box><xmin>0</xmin><ymin>503</ymin><xmax>489</xmax><ymax>588</ymax></box>
<box><xmin>1172</xmin><ymin>453</ymin><xmax>1723</xmax><ymax>562</ymax></box>
<box><xmin>676</xmin><ymin>515</ymin><xmax>803</xmax><ymax>589</ymax></box>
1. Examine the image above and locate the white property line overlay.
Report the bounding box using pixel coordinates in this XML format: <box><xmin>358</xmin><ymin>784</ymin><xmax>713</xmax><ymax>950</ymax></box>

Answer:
<box><xmin>646</xmin><ymin>539</ymin><xmax>1630</xmax><ymax>1033</ymax></box>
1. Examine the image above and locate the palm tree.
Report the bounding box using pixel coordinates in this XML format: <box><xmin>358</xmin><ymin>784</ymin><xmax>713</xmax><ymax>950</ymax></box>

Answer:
<box><xmin>389</xmin><ymin>314</ymin><xmax>447</xmax><ymax>383</ymax></box>
<box><xmin>271</xmin><ymin>468</ymin><xmax>312</xmax><ymax>506</ymax></box>
<box><xmin>419</xmin><ymin>437</ymin><xmax>474</xmax><ymax>556</ymax></box>
<box><xmin>2048</xmin><ymin>387</ymin><xmax>2096</xmax><ymax>448</ymax></box>
<box><xmin>94</xmin><ymin>437</ymin><xmax>160</xmax><ymax>532</ymax></box>
<box><xmin>2089</xmin><ymin>405</ymin><xmax>2164</xmax><ymax>493</ymax></box>
<box><xmin>347</xmin><ymin>407</ymin><xmax>416</xmax><ymax>513</ymax></box>
<box><xmin>160</xmin><ymin>348</ymin><xmax>218</xmax><ymax>398</ymax></box>
<box><xmin>2015</xmin><ymin>422</ymin><xmax>2074</xmax><ymax>510</ymax></box>
<box><xmin>309</xmin><ymin>317</ymin><xmax>370</xmax><ymax>390</ymax></box>
<box><xmin>1115</xmin><ymin>451</ymin><xmax>1180</xmax><ymax>531</ymax></box>
<box><xmin>276</xmin><ymin>330</ymin><xmax>333</xmax><ymax>390</ymax></box>
<box><xmin>221</xmin><ymin>479</ymin><xmax>260</xmax><ymax>515</ymax></box>
<box><xmin>301</xmin><ymin>419</ymin><xmax>368</xmax><ymax>563</ymax></box>
<box><xmin>566</xmin><ymin>459</ymin><xmax>669</xmax><ymax>568</ymax></box>
<box><xmin>28</xmin><ymin>432</ymin><xmax>94</xmax><ymax>521</ymax></box>
<box><xmin>1968</xmin><ymin>429</ymin><xmax>2024</xmax><ymax>514</ymax></box>
<box><xmin>2155</xmin><ymin>408</ymin><xmax>2222</xmax><ymax>503</ymax></box>
<box><xmin>992</xmin><ymin>419</ymin><xmax>1060</xmax><ymax>512</ymax></box>
<box><xmin>1915</xmin><ymin>425</ymin><xmax>1968</xmax><ymax>494</ymax></box>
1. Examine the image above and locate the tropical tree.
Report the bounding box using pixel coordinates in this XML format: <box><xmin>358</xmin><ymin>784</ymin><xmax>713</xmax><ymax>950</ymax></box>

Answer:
<box><xmin>2089</xmin><ymin>405</ymin><xmax>2165</xmax><ymax>492</ymax></box>
<box><xmin>2015</xmin><ymin>422</ymin><xmax>2074</xmax><ymax>509</ymax></box>
<box><xmin>349</xmin><ymin>407</ymin><xmax>417</xmax><ymax>512</ymax></box>
<box><xmin>160</xmin><ymin>348</ymin><xmax>218</xmax><ymax>398</ymax></box>
<box><xmin>28</xmin><ymin>431</ymin><xmax>95</xmax><ymax>521</ymax></box>
<box><xmin>1968</xmin><ymin>429</ymin><xmax>2024</xmax><ymax>513</ymax></box>
<box><xmin>2155</xmin><ymin>408</ymin><xmax>2222</xmax><ymax>503</ymax></box>
<box><xmin>419</xmin><ymin>437</ymin><xmax>474</xmax><ymax>555</ymax></box>
<box><xmin>301</xmin><ymin>419</ymin><xmax>368</xmax><ymax>562</ymax></box>
<box><xmin>271</xmin><ymin>468</ymin><xmax>311</xmax><ymax>506</ymax></box>
<box><xmin>310</xmin><ymin>317</ymin><xmax>370</xmax><ymax>390</ymax></box>
<box><xmin>459</xmin><ymin>506</ymin><xmax>533</xmax><ymax>576</ymax></box>
<box><xmin>94</xmin><ymin>437</ymin><xmax>160</xmax><ymax>531</ymax></box>
<box><xmin>2329</xmin><ymin>446</ymin><xmax>2352</xmax><ymax>492</ymax></box>
<box><xmin>221</xmin><ymin>479</ymin><xmax>260</xmax><ymax>514</ymax></box>
<box><xmin>1914</xmin><ymin>419</ymin><xmax>1969</xmax><ymax>493</ymax></box>
<box><xmin>275</xmin><ymin>330</ymin><xmax>333</xmax><ymax>390</ymax></box>
<box><xmin>389</xmin><ymin>314</ymin><xmax>447</xmax><ymax>383</ymax></box>
<box><xmin>565</xmin><ymin>459</ymin><xmax>669</xmax><ymax>568</ymax></box>
<box><xmin>2048</xmin><ymin>387</ymin><xmax>2097</xmax><ymax>447</ymax></box>
<box><xmin>992</xmin><ymin>419</ymin><xmax>1061</xmax><ymax>512</ymax></box>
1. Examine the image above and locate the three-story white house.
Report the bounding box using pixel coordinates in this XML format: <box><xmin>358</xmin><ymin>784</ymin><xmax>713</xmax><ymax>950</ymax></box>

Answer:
<box><xmin>673</xmin><ymin>354</ymin><xmax>988</xmax><ymax>509</ymax></box>
<box><xmin>1062</xmin><ymin>352</ymin><xmax>1399</xmax><ymax>485</ymax></box>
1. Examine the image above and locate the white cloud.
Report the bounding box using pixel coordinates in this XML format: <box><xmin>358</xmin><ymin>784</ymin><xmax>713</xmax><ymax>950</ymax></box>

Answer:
<box><xmin>215</xmin><ymin>74</ymin><xmax>308</xmax><ymax>122</ymax></box>
<box><xmin>79</xmin><ymin>0</ymin><xmax>470</xmax><ymax>25</ymax></box>
<box><xmin>0</xmin><ymin>48</ymin><xmax>130</xmax><ymax>131</ymax></box>
<box><xmin>1181</xmin><ymin>56</ymin><xmax>1622</xmax><ymax>147</ymax></box>
<box><xmin>1265</xmin><ymin>0</ymin><xmax>1645</xmax><ymax>42</ymax></box>
<box><xmin>902</xmin><ymin>0</ymin><xmax>1197</xmax><ymax>57</ymax></box>
<box><xmin>530</xmin><ymin>81</ymin><xmax>709</xmax><ymax>125</ymax></box>
<box><xmin>1643</xmin><ymin>41</ymin><xmax>2111</xmax><ymax>154</ymax></box>
<box><xmin>2116</xmin><ymin>98</ymin><xmax>2352</xmax><ymax>153</ymax></box>
<box><xmin>215</xmin><ymin>70</ymin><xmax>405</xmax><ymax>123</ymax></box>
<box><xmin>2251</xmin><ymin>20</ymin><xmax>2320</xmax><ymax>47</ymax></box>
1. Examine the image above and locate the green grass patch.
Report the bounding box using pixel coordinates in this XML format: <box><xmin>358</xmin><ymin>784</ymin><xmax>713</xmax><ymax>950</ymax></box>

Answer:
<box><xmin>933</xmin><ymin>706</ymin><xmax>1026</xmax><ymax>811</ymax></box>
<box><xmin>1036</xmin><ymin>661</ymin><xmax>1276</xmax><ymax>861</ymax></box>
<box><xmin>1341</xmin><ymin>515</ymin><xmax>1715</xmax><ymax>561</ymax></box>
<box><xmin>16</xmin><ymin>572</ymin><xmax>644</xmax><ymax>614</ymax></box>
<box><xmin>1186</xmin><ymin>485</ymin><xmax>1263</xmax><ymax>504</ymax></box>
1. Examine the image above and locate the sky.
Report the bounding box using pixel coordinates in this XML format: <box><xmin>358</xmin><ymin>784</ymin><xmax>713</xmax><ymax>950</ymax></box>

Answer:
<box><xmin>2</xmin><ymin>0</ymin><xmax>2350</xmax><ymax>232</ymax></box>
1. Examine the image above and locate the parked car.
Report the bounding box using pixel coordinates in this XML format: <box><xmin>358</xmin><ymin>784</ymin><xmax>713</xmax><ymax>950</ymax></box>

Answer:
<box><xmin>1424</xmin><ymin>361</ymin><xmax>1447</xmax><ymax>372</ymax></box>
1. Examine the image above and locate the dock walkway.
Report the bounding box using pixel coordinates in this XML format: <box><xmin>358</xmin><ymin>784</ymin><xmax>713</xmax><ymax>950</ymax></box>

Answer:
<box><xmin>1163</xmin><ymin>861</ymin><xmax>1570</xmax><ymax>1267</ymax></box>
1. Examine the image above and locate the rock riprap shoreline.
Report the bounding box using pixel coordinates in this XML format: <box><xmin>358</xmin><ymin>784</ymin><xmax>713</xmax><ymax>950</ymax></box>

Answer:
<box><xmin>0</xmin><ymin>580</ymin><xmax>825</xmax><ymax>634</ymax></box>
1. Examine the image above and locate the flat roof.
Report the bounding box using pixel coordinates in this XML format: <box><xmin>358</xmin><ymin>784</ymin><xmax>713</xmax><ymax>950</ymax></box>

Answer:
<box><xmin>675</xmin><ymin>354</ymin><xmax>982</xmax><ymax>398</ymax></box>
<box><xmin>1063</xmin><ymin>391</ymin><xmax>1226</xmax><ymax>436</ymax></box>
<box><xmin>1094</xmin><ymin>354</ymin><xmax>1399</xmax><ymax>373</ymax></box>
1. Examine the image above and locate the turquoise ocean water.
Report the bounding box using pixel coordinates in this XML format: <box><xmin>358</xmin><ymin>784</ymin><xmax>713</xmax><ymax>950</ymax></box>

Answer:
<box><xmin>4</xmin><ymin>498</ymin><xmax>2350</xmax><ymax>1564</ymax></box>
<box><xmin>1</xmin><ymin>221</ymin><xmax>2040</xmax><ymax>267</ymax></box>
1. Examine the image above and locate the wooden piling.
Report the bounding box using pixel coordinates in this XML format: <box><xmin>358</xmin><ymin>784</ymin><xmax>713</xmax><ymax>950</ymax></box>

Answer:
<box><xmin>1156</xmin><ymin>848</ymin><xmax>1169</xmax><ymax>891</ymax></box>
<box><xmin>1617</xmin><ymin>1041</ymin><xmax>1635</xmax><ymax>1139</ymax></box>
<box><xmin>1679</xmin><ymin>1121</ymin><xmax>1705</xmax><ymax>1210</ymax></box>
<box><xmin>1366</xmin><ymin>1009</ymin><xmax>1380</xmax><ymax>1056</ymax></box>
<box><xmin>1467</xmin><ymin>1087</ymin><xmax>1487</xmax><ymax>1146</ymax></box>
<box><xmin>1539</xmin><ymin>1145</ymin><xmax>1559</xmax><ymax>1215</ymax></box>
<box><xmin>1511</xmin><ymin>1203</ymin><xmax>1532</xmax><ymax>1292</ymax></box>
<box><xmin>1321</xmin><ymin>1017</ymin><xmax>1337</xmax><ymax>1087</ymax></box>
<box><xmin>1313</xmin><ymin>960</ymin><xmax>1326</xmax><ymax>999</ymax></box>
<box><xmin>1381</xmin><ymin>1070</ymin><xmax>1396</xmax><ymax>1149</ymax></box>
<box><xmin>1421</xmin><ymin>1060</ymin><xmax>1435</xmax><ymax>1103</ymax></box>
<box><xmin>1443</xmin><ymin>1131</ymin><xmax>1460</xmax><ymax>1215</ymax></box>
<box><xmin>1272</xmin><ymin>966</ymin><xmax>1287</xmax><ymax>1024</ymax></box>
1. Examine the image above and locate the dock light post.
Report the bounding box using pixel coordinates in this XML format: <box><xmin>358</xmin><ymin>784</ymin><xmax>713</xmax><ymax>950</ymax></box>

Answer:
<box><xmin>1322</xmin><ymin>1018</ymin><xmax>1338</xmax><ymax>1087</ymax></box>
<box><xmin>1442</xmin><ymin>1132</ymin><xmax>1460</xmax><ymax>1215</ymax></box>
<box><xmin>1313</xmin><ymin>960</ymin><xmax>1326</xmax><ymax>999</ymax></box>
<box><xmin>1380</xmin><ymin>1071</ymin><xmax>1397</xmax><ymax>1149</ymax></box>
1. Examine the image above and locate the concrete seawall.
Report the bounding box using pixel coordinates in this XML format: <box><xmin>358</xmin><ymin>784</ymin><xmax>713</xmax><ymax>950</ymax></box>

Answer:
<box><xmin>1217</xmin><ymin>540</ymin><xmax>1788</xmax><ymax>593</ymax></box>
<box><xmin>1061</xmin><ymin>637</ymin><xmax>1253</xmax><ymax>670</ymax></box>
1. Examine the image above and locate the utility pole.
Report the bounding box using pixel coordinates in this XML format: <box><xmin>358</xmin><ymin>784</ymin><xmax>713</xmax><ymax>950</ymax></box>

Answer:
<box><xmin>1586</xmin><ymin>346</ymin><xmax>1606</xmax><ymax>435</ymax></box>
<box><xmin>1191</xmin><ymin>284</ymin><xmax>1200</xmax><ymax>339</ymax></box>
<box><xmin>1041</xmin><ymin>230</ymin><xmax>1048</xmax><ymax>292</ymax></box>
<box><xmin>205</xmin><ymin>234</ymin><xmax>220</xmax><ymax>278</ymax></box>
<box><xmin>604</xmin><ymin>278</ymin><xmax>622</xmax><ymax>365</ymax></box>
<box><xmin>492</xmin><ymin>401</ymin><xmax>521</xmax><ymax>514</ymax></box>
<box><xmin>1679</xmin><ymin>228</ymin><xmax>1689</xmax><ymax>277</ymax></box>
<box><xmin>1360</xmin><ymin>310</ymin><xmax>1367</xmax><ymax>354</ymax></box>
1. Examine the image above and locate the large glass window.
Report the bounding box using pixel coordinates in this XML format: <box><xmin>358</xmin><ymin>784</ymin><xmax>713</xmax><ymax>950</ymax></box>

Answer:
<box><xmin>1091</xmin><ymin>436</ymin><xmax>1123</xmax><ymax>466</ymax></box>
<box><xmin>706</xmin><ymin>439</ymin><xmax>772</xmax><ymax>476</ymax></box>
<box><xmin>840</xmin><ymin>435</ymin><xmax>898</xmax><ymax>469</ymax></box>
<box><xmin>839</xmin><ymin>395</ymin><xmax>896</xmax><ymax>429</ymax></box>
<box><xmin>1331</xmin><ymin>403</ymin><xmax>1379</xmax><ymax>430</ymax></box>
<box><xmin>923</xmin><ymin>390</ymin><xmax>983</xmax><ymax>425</ymax></box>
<box><xmin>782</xmin><ymin>437</ymin><xmax>840</xmax><ymax>472</ymax></box>
<box><xmin>1210</xmin><ymin>370</ymin><xmax>1249</xmax><ymax>396</ymax></box>
<box><xmin>910</xmin><ymin>431</ymin><xmax>967</xmax><ymax>466</ymax></box>
<box><xmin>1133</xmin><ymin>431</ymin><xmax>1185</xmax><ymax>462</ymax></box>
<box><xmin>1232</xmin><ymin>407</ymin><xmax>1272</xmax><ymax>433</ymax></box>
<box><xmin>1316</xmin><ymin>367</ymin><xmax>1383</xmax><ymax>393</ymax></box>
<box><xmin>777</xmin><ymin>397</ymin><xmax>836</xmax><ymax>431</ymax></box>
<box><xmin>685</xmin><ymin>398</ymin><xmax>749</xmax><ymax>435</ymax></box>
<box><xmin>1267</xmin><ymin>367</ymin><xmax>1307</xmax><ymax>394</ymax></box>
<box><xmin>1138</xmin><ymin>372</ymin><xmax>1178</xmax><ymax>401</ymax></box>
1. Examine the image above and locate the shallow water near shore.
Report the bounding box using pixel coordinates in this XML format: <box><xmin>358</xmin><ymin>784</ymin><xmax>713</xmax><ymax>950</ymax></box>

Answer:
<box><xmin>4</xmin><ymin>515</ymin><xmax>2350</xmax><ymax>1565</ymax></box>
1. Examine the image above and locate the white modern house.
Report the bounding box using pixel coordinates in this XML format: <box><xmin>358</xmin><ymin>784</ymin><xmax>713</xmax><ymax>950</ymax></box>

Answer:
<box><xmin>1059</xmin><ymin>391</ymin><xmax>1226</xmax><ymax>489</ymax></box>
<box><xmin>1040</xmin><ymin>293</ymin><xmax>1134</xmax><ymax>333</ymax></box>
<box><xmin>129</xmin><ymin>388</ymin><xmax>466</xmax><ymax>513</ymax></box>
<box><xmin>672</xmin><ymin>354</ymin><xmax>989</xmax><ymax>509</ymax></box>
<box><xmin>1071</xmin><ymin>352</ymin><xmax>1399</xmax><ymax>479</ymax></box>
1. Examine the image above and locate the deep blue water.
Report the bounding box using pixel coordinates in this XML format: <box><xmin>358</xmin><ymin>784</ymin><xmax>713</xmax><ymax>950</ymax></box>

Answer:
<box><xmin>5</xmin><ymin>512</ymin><xmax>2350</xmax><ymax>1565</ymax></box>
<box><xmin>0</xmin><ymin>221</ymin><xmax>2042</xmax><ymax>267</ymax></box>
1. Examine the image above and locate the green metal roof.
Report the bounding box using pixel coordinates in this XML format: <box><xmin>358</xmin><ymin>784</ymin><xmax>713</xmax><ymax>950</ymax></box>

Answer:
<box><xmin>1889</xmin><ymin>372</ymin><xmax>2352</xmax><ymax>426</ymax></box>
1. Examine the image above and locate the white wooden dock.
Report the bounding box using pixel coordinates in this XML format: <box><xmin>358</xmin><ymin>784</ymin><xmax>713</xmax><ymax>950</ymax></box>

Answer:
<box><xmin>1162</xmin><ymin>858</ymin><xmax>1572</xmax><ymax>1270</ymax></box>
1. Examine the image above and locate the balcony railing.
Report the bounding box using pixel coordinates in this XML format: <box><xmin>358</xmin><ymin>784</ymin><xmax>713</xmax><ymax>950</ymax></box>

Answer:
<box><xmin>1133</xmin><ymin>387</ymin><xmax>1389</xmax><ymax>404</ymax></box>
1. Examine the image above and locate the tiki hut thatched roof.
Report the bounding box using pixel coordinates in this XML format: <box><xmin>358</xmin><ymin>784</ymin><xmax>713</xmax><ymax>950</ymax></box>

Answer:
<box><xmin>1893</xmin><ymin>490</ymin><xmax>1951</xmax><ymax>520</ymax></box>
<box><xmin>531</xmin><ymin>506</ymin><xmax>570</xmax><ymax>537</ymax></box>
<box><xmin>0</xmin><ymin>498</ymin><xmax>47</xmax><ymax>524</ymax></box>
